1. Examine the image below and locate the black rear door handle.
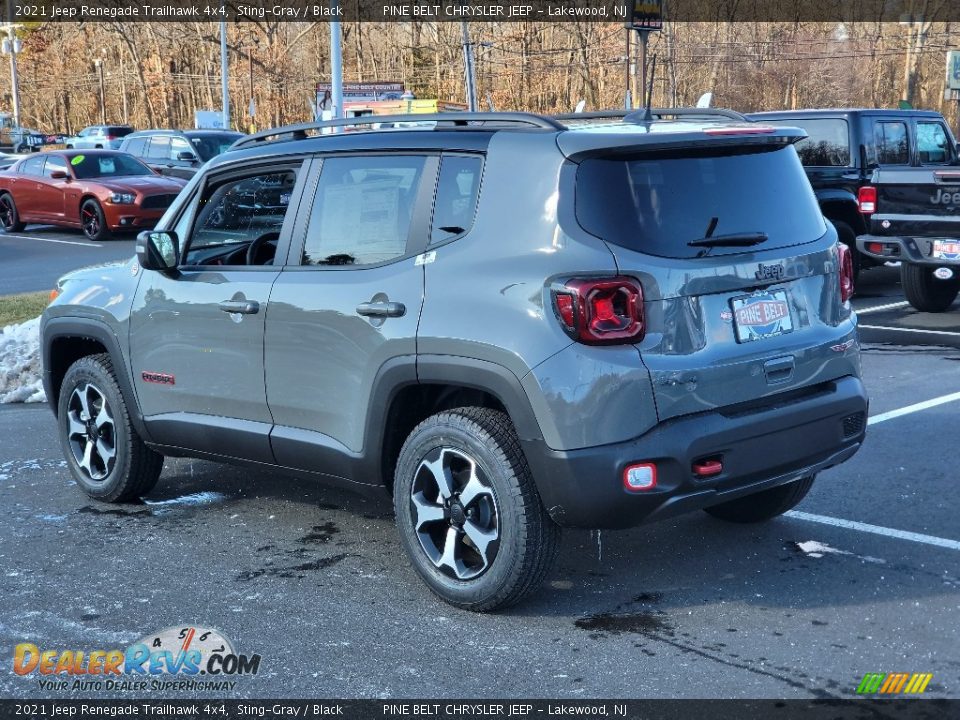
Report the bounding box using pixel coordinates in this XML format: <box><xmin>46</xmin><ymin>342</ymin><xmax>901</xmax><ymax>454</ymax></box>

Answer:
<box><xmin>356</xmin><ymin>301</ymin><xmax>406</xmax><ymax>318</ymax></box>
<box><xmin>219</xmin><ymin>300</ymin><xmax>260</xmax><ymax>315</ymax></box>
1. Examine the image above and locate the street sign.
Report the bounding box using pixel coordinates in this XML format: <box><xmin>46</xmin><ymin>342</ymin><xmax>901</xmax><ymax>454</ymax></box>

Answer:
<box><xmin>628</xmin><ymin>0</ymin><xmax>663</xmax><ymax>31</ymax></box>
<box><xmin>316</xmin><ymin>81</ymin><xmax>404</xmax><ymax>105</ymax></box>
<box><xmin>947</xmin><ymin>51</ymin><xmax>960</xmax><ymax>92</ymax></box>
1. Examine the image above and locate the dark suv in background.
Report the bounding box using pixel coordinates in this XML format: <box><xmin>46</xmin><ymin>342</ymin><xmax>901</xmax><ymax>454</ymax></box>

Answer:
<box><xmin>748</xmin><ymin>109</ymin><xmax>959</xmax><ymax>281</ymax></box>
<box><xmin>120</xmin><ymin>129</ymin><xmax>245</xmax><ymax>179</ymax></box>
<box><xmin>42</xmin><ymin>110</ymin><xmax>866</xmax><ymax>611</ymax></box>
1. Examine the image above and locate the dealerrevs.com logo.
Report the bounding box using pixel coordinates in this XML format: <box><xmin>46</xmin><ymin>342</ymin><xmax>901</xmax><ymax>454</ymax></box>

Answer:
<box><xmin>13</xmin><ymin>626</ymin><xmax>261</xmax><ymax>692</ymax></box>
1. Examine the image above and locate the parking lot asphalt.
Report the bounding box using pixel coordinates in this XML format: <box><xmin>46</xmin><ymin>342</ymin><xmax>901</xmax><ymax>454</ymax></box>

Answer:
<box><xmin>2</xmin><ymin>264</ymin><xmax>960</xmax><ymax>700</ymax></box>
<box><xmin>0</xmin><ymin>226</ymin><xmax>136</xmax><ymax>296</ymax></box>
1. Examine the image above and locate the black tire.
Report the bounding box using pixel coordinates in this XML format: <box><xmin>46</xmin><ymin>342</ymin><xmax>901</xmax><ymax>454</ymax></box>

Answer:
<box><xmin>58</xmin><ymin>354</ymin><xmax>163</xmax><ymax>503</ymax></box>
<box><xmin>901</xmin><ymin>263</ymin><xmax>960</xmax><ymax>313</ymax></box>
<box><xmin>80</xmin><ymin>199</ymin><xmax>112</xmax><ymax>241</ymax></box>
<box><xmin>0</xmin><ymin>193</ymin><xmax>25</xmax><ymax>233</ymax></box>
<box><xmin>832</xmin><ymin>221</ymin><xmax>861</xmax><ymax>288</ymax></box>
<box><xmin>703</xmin><ymin>476</ymin><xmax>815</xmax><ymax>524</ymax></box>
<box><xmin>393</xmin><ymin>407</ymin><xmax>560</xmax><ymax>612</ymax></box>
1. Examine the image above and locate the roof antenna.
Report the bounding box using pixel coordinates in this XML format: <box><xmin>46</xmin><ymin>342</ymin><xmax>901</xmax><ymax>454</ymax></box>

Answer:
<box><xmin>641</xmin><ymin>54</ymin><xmax>658</xmax><ymax>123</ymax></box>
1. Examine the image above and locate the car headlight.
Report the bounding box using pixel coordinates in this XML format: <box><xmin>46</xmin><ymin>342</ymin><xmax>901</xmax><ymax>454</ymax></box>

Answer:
<box><xmin>108</xmin><ymin>192</ymin><xmax>135</xmax><ymax>204</ymax></box>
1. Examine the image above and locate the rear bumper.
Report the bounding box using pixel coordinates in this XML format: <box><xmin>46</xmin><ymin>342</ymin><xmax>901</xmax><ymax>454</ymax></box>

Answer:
<box><xmin>857</xmin><ymin>234</ymin><xmax>960</xmax><ymax>266</ymax></box>
<box><xmin>523</xmin><ymin>375</ymin><xmax>868</xmax><ymax>529</ymax></box>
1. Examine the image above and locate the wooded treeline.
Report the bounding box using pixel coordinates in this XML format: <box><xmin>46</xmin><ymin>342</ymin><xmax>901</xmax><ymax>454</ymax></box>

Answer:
<box><xmin>6</xmin><ymin>20</ymin><xmax>959</xmax><ymax>133</ymax></box>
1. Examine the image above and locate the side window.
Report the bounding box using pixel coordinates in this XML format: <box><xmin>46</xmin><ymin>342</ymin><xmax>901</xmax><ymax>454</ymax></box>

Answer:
<box><xmin>146</xmin><ymin>137</ymin><xmax>171</xmax><ymax>161</ymax></box>
<box><xmin>917</xmin><ymin>122</ymin><xmax>953</xmax><ymax>165</ymax></box>
<box><xmin>784</xmin><ymin>119</ymin><xmax>850</xmax><ymax>167</ymax></box>
<box><xmin>184</xmin><ymin>167</ymin><xmax>300</xmax><ymax>266</ymax></box>
<box><xmin>124</xmin><ymin>137</ymin><xmax>148</xmax><ymax>157</ymax></box>
<box><xmin>43</xmin><ymin>156</ymin><xmax>67</xmax><ymax>177</ymax></box>
<box><xmin>874</xmin><ymin>121</ymin><xmax>909</xmax><ymax>165</ymax></box>
<box><xmin>20</xmin><ymin>156</ymin><xmax>45</xmax><ymax>175</ymax></box>
<box><xmin>169</xmin><ymin>137</ymin><xmax>193</xmax><ymax>161</ymax></box>
<box><xmin>431</xmin><ymin>155</ymin><xmax>483</xmax><ymax>243</ymax></box>
<box><xmin>302</xmin><ymin>155</ymin><xmax>425</xmax><ymax>266</ymax></box>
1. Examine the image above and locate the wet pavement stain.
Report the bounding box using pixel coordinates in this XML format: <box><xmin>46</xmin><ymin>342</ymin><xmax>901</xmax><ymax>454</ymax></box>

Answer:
<box><xmin>575</xmin><ymin>611</ymin><xmax>673</xmax><ymax>637</ymax></box>
<box><xmin>236</xmin><ymin>553</ymin><xmax>349</xmax><ymax>581</ymax></box>
<box><xmin>77</xmin><ymin>506</ymin><xmax>151</xmax><ymax>518</ymax></box>
<box><xmin>80</xmin><ymin>613</ymin><xmax>100</xmax><ymax>622</ymax></box>
<box><xmin>298</xmin><ymin>522</ymin><xmax>339</xmax><ymax>544</ymax></box>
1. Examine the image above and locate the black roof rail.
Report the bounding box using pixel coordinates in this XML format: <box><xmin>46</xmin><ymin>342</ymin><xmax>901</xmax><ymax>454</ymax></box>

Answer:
<box><xmin>553</xmin><ymin>107</ymin><xmax>749</xmax><ymax>123</ymax></box>
<box><xmin>230</xmin><ymin>112</ymin><xmax>566</xmax><ymax>150</ymax></box>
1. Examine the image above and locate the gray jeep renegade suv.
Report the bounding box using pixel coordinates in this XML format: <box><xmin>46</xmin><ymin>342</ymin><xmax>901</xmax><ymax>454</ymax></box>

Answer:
<box><xmin>41</xmin><ymin>110</ymin><xmax>867</xmax><ymax>611</ymax></box>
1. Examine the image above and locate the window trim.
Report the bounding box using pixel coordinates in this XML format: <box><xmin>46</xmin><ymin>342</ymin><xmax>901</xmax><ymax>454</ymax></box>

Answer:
<box><xmin>428</xmin><ymin>152</ymin><xmax>486</xmax><ymax>249</ymax></box>
<box><xmin>282</xmin><ymin>151</ymin><xmax>440</xmax><ymax>271</ymax></box>
<box><xmin>176</xmin><ymin>157</ymin><xmax>313</xmax><ymax>272</ymax></box>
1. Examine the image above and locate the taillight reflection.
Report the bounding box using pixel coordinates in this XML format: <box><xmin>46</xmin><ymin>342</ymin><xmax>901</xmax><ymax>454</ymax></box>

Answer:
<box><xmin>838</xmin><ymin>243</ymin><xmax>855</xmax><ymax>303</ymax></box>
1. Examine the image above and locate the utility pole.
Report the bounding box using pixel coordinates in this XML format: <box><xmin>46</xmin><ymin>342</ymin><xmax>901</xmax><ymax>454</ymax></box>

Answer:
<box><xmin>638</xmin><ymin>30</ymin><xmax>649</xmax><ymax>110</ymax></box>
<box><xmin>461</xmin><ymin>21</ymin><xmax>477</xmax><ymax>112</ymax></box>
<box><xmin>119</xmin><ymin>53</ymin><xmax>128</xmax><ymax>124</ymax></box>
<box><xmin>329</xmin><ymin>0</ymin><xmax>344</xmax><ymax>126</ymax></box>
<box><xmin>220</xmin><ymin>9</ymin><xmax>230</xmax><ymax>130</ymax></box>
<box><xmin>94</xmin><ymin>59</ymin><xmax>106</xmax><ymax>124</ymax></box>
<box><xmin>623</xmin><ymin>29</ymin><xmax>631</xmax><ymax>109</ymax></box>
<box><xmin>1</xmin><ymin>7</ymin><xmax>22</xmax><ymax>130</ymax></box>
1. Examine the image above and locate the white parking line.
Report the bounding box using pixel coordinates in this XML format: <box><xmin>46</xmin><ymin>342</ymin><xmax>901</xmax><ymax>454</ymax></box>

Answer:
<box><xmin>0</xmin><ymin>233</ymin><xmax>100</xmax><ymax>247</ymax></box>
<box><xmin>856</xmin><ymin>301</ymin><xmax>910</xmax><ymax>315</ymax></box>
<box><xmin>859</xmin><ymin>324</ymin><xmax>960</xmax><ymax>337</ymax></box>
<box><xmin>868</xmin><ymin>390</ymin><xmax>960</xmax><ymax>426</ymax></box>
<box><xmin>786</xmin><ymin>511</ymin><xmax>960</xmax><ymax>551</ymax></box>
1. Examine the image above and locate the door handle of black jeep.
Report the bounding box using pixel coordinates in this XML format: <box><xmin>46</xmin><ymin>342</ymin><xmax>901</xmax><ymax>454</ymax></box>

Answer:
<box><xmin>219</xmin><ymin>300</ymin><xmax>260</xmax><ymax>315</ymax></box>
<box><xmin>356</xmin><ymin>301</ymin><xmax>406</xmax><ymax>318</ymax></box>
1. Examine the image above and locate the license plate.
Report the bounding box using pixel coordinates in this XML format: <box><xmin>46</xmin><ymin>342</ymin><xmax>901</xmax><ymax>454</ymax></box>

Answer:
<box><xmin>731</xmin><ymin>289</ymin><xmax>793</xmax><ymax>343</ymax></box>
<box><xmin>932</xmin><ymin>240</ymin><xmax>960</xmax><ymax>261</ymax></box>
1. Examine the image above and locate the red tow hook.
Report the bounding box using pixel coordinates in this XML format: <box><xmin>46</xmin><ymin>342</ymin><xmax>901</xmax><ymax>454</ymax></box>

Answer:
<box><xmin>692</xmin><ymin>458</ymin><xmax>723</xmax><ymax>478</ymax></box>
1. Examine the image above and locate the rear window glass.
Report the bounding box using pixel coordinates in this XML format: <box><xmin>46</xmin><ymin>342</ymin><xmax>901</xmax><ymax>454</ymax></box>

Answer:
<box><xmin>108</xmin><ymin>127</ymin><xmax>133</xmax><ymax>137</ymax></box>
<box><xmin>767</xmin><ymin>118</ymin><xmax>850</xmax><ymax>166</ymax></box>
<box><xmin>576</xmin><ymin>145</ymin><xmax>827</xmax><ymax>259</ymax></box>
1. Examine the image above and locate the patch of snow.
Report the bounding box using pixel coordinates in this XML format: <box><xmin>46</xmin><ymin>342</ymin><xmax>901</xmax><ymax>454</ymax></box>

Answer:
<box><xmin>794</xmin><ymin>540</ymin><xmax>885</xmax><ymax>564</ymax></box>
<box><xmin>142</xmin><ymin>491</ymin><xmax>229</xmax><ymax>508</ymax></box>
<box><xmin>0</xmin><ymin>316</ymin><xmax>45</xmax><ymax>404</ymax></box>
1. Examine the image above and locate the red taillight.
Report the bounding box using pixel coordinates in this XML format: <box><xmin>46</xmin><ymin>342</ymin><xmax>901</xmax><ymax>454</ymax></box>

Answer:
<box><xmin>552</xmin><ymin>277</ymin><xmax>645</xmax><ymax>345</ymax></box>
<box><xmin>838</xmin><ymin>243</ymin><xmax>855</xmax><ymax>303</ymax></box>
<box><xmin>858</xmin><ymin>186</ymin><xmax>877</xmax><ymax>215</ymax></box>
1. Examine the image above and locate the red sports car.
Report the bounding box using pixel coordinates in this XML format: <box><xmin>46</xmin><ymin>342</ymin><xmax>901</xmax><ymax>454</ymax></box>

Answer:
<box><xmin>0</xmin><ymin>150</ymin><xmax>187</xmax><ymax>241</ymax></box>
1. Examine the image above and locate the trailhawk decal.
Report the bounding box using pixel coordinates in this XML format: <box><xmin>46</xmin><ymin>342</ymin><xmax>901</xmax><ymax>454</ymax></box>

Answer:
<box><xmin>141</xmin><ymin>371</ymin><xmax>175</xmax><ymax>386</ymax></box>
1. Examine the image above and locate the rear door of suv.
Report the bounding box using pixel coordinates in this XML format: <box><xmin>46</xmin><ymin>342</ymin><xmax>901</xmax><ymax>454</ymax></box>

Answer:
<box><xmin>263</xmin><ymin>153</ymin><xmax>438</xmax><ymax>473</ymax></box>
<box><xmin>568</xmin><ymin>133</ymin><xmax>859</xmax><ymax>423</ymax></box>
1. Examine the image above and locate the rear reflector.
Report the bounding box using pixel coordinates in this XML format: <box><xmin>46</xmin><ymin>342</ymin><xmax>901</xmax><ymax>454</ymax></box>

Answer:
<box><xmin>858</xmin><ymin>186</ymin><xmax>877</xmax><ymax>214</ymax></box>
<box><xmin>623</xmin><ymin>463</ymin><xmax>657</xmax><ymax>492</ymax></box>
<box><xmin>692</xmin><ymin>458</ymin><xmax>723</xmax><ymax>478</ymax></box>
<box><xmin>866</xmin><ymin>242</ymin><xmax>883</xmax><ymax>254</ymax></box>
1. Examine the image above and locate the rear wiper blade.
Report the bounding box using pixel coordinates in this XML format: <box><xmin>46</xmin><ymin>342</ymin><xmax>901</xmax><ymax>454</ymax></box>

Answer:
<box><xmin>687</xmin><ymin>232</ymin><xmax>769</xmax><ymax>248</ymax></box>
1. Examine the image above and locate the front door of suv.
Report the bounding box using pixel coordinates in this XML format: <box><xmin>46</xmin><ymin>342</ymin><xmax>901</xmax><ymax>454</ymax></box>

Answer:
<box><xmin>264</xmin><ymin>154</ymin><xmax>437</xmax><ymax>479</ymax></box>
<box><xmin>129</xmin><ymin>159</ymin><xmax>308</xmax><ymax>462</ymax></box>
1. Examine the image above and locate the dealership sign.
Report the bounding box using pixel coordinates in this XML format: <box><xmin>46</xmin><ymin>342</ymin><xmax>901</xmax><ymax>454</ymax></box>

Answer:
<box><xmin>629</xmin><ymin>0</ymin><xmax>663</xmax><ymax>30</ymax></box>
<box><xmin>948</xmin><ymin>51</ymin><xmax>960</xmax><ymax>91</ymax></box>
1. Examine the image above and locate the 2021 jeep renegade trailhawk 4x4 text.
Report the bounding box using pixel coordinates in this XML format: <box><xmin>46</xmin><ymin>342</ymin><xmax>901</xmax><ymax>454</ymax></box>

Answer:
<box><xmin>42</xmin><ymin>110</ymin><xmax>867</xmax><ymax>611</ymax></box>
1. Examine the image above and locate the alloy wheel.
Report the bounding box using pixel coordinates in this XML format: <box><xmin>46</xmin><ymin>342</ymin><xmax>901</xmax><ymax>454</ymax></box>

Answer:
<box><xmin>409</xmin><ymin>447</ymin><xmax>500</xmax><ymax>580</ymax></box>
<box><xmin>81</xmin><ymin>206</ymin><xmax>100</xmax><ymax>238</ymax></box>
<box><xmin>66</xmin><ymin>383</ymin><xmax>116</xmax><ymax>481</ymax></box>
<box><xmin>1</xmin><ymin>197</ymin><xmax>14</xmax><ymax>230</ymax></box>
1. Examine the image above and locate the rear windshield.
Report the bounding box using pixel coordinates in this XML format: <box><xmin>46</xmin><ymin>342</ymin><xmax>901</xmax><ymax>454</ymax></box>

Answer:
<box><xmin>108</xmin><ymin>127</ymin><xmax>134</xmax><ymax>137</ymax></box>
<box><xmin>575</xmin><ymin>145</ymin><xmax>826</xmax><ymax>259</ymax></box>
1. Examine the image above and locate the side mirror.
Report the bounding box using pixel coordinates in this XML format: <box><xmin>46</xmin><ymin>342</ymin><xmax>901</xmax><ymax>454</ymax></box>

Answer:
<box><xmin>176</xmin><ymin>151</ymin><xmax>198</xmax><ymax>163</ymax></box>
<box><xmin>49</xmin><ymin>170</ymin><xmax>68</xmax><ymax>180</ymax></box>
<box><xmin>136</xmin><ymin>230</ymin><xmax>179</xmax><ymax>271</ymax></box>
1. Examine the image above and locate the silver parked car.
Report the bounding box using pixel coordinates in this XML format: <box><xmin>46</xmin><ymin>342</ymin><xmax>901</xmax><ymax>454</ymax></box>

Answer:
<box><xmin>64</xmin><ymin>125</ymin><xmax>134</xmax><ymax>150</ymax></box>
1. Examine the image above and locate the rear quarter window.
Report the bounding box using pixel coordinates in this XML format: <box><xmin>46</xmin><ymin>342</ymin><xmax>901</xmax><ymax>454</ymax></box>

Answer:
<box><xmin>575</xmin><ymin>145</ymin><xmax>827</xmax><ymax>259</ymax></box>
<box><xmin>766</xmin><ymin>118</ymin><xmax>850</xmax><ymax>166</ymax></box>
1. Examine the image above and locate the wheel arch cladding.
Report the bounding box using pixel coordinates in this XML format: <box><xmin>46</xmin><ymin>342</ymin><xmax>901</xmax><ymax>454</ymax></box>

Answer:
<box><xmin>42</xmin><ymin>318</ymin><xmax>151</xmax><ymax>441</ymax></box>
